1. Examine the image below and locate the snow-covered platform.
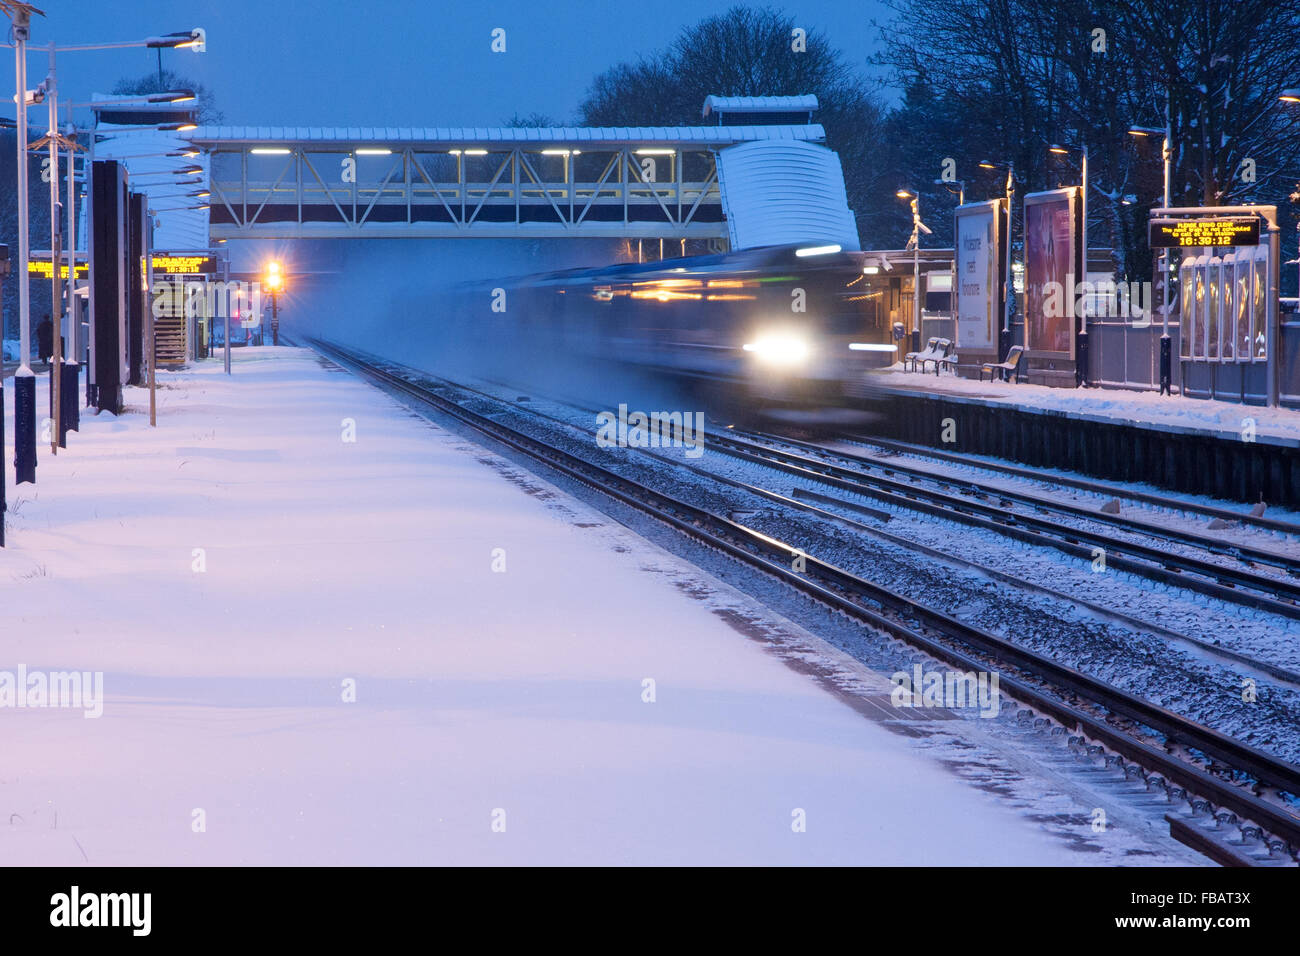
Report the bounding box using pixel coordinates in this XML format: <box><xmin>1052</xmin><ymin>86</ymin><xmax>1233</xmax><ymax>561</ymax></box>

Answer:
<box><xmin>855</xmin><ymin>366</ymin><xmax>1300</xmax><ymax>508</ymax></box>
<box><xmin>864</xmin><ymin>366</ymin><xmax>1300</xmax><ymax>446</ymax></box>
<box><xmin>0</xmin><ymin>348</ymin><xmax>1198</xmax><ymax>865</ymax></box>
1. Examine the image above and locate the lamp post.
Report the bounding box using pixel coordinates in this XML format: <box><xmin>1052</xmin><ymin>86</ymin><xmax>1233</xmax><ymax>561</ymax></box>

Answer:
<box><xmin>935</xmin><ymin>179</ymin><xmax>965</xmax><ymax>336</ymax></box>
<box><xmin>1128</xmin><ymin>121</ymin><xmax>1174</xmax><ymax>394</ymax></box>
<box><xmin>933</xmin><ymin>178</ymin><xmax>965</xmax><ymax>206</ymax></box>
<box><xmin>979</xmin><ymin>160</ymin><xmax>1017</xmax><ymax>361</ymax></box>
<box><xmin>1050</xmin><ymin>143</ymin><xmax>1090</xmax><ymax>386</ymax></box>
<box><xmin>10</xmin><ymin>3</ymin><xmax>36</xmax><ymax>483</ymax></box>
<box><xmin>896</xmin><ymin>189</ymin><xmax>932</xmax><ymax>354</ymax></box>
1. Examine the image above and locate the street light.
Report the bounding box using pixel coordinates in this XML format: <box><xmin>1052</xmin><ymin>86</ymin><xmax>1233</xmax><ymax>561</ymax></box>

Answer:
<box><xmin>6</xmin><ymin>1</ymin><xmax>40</xmax><ymax>483</ymax></box>
<box><xmin>1049</xmin><ymin>143</ymin><xmax>1090</xmax><ymax>386</ymax></box>
<box><xmin>979</xmin><ymin>160</ymin><xmax>1018</xmax><ymax>360</ymax></box>
<box><xmin>1128</xmin><ymin>122</ymin><xmax>1174</xmax><ymax>394</ymax></box>
<box><xmin>933</xmin><ymin>178</ymin><xmax>965</xmax><ymax>206</ymax></box>
<box><xmin>145</xmin><ymin>31</ymin><xmax>203</xmax><ymax>49</ymax></box>
<box><xmin>896</xmin><ymin>189</ymin><xmax>931</xmax><ymax>353</ymax></box>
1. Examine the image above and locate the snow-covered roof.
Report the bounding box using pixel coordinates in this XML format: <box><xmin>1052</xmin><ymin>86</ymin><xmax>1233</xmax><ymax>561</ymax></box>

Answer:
<box><xmin>715</xmin><ymin>140</ymin><xmax>860</xmax><ymax>252</ymax></box>
<box><xmin>701</xmin><ymin>94</ymin><xmax>819</xmax><ymax>117</ymax></box>
<box><xmin>185</xmin><ymin>125</ymin><xmax>826</xmax><ymax>146</ymax></box>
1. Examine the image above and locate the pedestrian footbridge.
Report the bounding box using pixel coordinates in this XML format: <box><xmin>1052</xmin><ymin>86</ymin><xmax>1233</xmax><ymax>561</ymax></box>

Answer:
<box><xmin>186</xmin><ymin>97</ymin><xmax>860</xmax><ymax>250</ymax></box>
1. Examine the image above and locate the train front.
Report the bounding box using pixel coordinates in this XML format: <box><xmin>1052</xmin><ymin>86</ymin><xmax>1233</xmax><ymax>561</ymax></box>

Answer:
<box><xmin>736</xmin><ymin>246</ymin><xmax>898</xmax><ymax>405</ymax></box>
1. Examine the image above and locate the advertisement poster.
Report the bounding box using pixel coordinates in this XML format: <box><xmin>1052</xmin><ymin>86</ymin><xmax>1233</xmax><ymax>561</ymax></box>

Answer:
<box><xmin>954</xmin><ymin>201</ymin><xmax>1001</xmax><ymax>350</ymax></box>
<box><xmin>1024</xmin><ymin>188</ymin><xmax>1076</xmax><ymax>356</ymax></box>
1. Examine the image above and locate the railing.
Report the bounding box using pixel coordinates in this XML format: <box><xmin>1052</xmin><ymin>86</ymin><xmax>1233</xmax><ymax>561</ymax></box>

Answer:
<box><xmin>206</xmin><ymin>145</ymin><xmax>728</xmax><ymax>239</ymax></box>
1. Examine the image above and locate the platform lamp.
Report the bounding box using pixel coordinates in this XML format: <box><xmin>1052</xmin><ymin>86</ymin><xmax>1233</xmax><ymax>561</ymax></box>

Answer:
<box><xmin>0</xmin><ymin>112</ymin><xmax>12</xmax><ymax>540</ymax></box>
<box><xmin>933</xmin><ymin>178</ymin><xmax>965</xmax><ymax>206</ymax></box>
<box><xmin>979</xmin><ymin>159</ymin><xmax>1018</xmax><ymax>362</ymax></box>
<box><xmin>935</xmin><ymin>179</ymin><xmax>965</xmax><ymax>328</ymax></box>
<box><xmin>28</xmin><ymin>120</ymin><xmax>83</xmax><ymax>454</ymax></box>
<box><xmin>1128</xmin><ymin>123</ymin><xmax>1173</xmax><ymax>394</ymax></box>
<box><xmin>6</xmin><ymin>1</ymin><xmax>41</xmax><ymax>484</ymax></box>
<box><xmin>896</xmin><ymin>189</ymin><xmax>932</xmax><ymax>356</ymax></box>
<box><xmin>1048</xmin><ymin>143</ymin><xmax>1090</xmax><ymax>386</ymax></box>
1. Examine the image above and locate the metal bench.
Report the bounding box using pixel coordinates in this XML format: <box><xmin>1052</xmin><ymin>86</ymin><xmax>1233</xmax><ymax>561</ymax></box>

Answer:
<box><xmin>980</xmin><ymin>345</ymin><xmax>1024</xmax><ymax>383</ymax></box>
<box><xmin>904</xmin><ymin>337</ymin><xmax>940</xmax><ymax>372</ymax></box>
<box><xmin>918</xmin><ymin>338</ymin><xmax>954</xmax><ymax>375</ymax></box>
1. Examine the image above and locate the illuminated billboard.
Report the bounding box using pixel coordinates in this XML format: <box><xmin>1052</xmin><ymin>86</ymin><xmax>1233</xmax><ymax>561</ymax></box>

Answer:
<box><xmin>1023</xmin><ymin>188</ymin><xmax>1077</xmax><ymax>357</ymax></box>
<box><xmin>953</xmin><ymin>200</ymin><xmax>1003</xmax><ymax>351</ymax></box>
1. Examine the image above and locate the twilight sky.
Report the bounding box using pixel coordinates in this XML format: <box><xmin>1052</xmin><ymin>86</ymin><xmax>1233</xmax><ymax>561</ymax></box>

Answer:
<box><xmin>29</xmin><ymin>0</ymin><xmax>894</xmax><ymax>130</ymax></box>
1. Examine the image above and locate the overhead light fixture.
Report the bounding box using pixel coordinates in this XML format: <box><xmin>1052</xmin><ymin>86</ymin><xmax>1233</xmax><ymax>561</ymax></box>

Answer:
<box><xmin>251</xmin><ymin>147</ymin><xmax>290</xmax><ymax>155</ymax></box>
<box><xmin>463</xmin><ymin>149</ymin><xmax>487</xmax><ymax>156</ymax></box>
<box><xmin>147</xmin><ymin>31</ymin><xmax>202</xmax><ymax>49</ymax></box>
<box><xmin>635</xmin><ymin>148</ymin><xmax>675</xmax><ymax>155</ymax></box>
<box><xmin>1279</xmin><ymin>88</ymin><xmax>1300</xmax><ymax>103</ymax></box>
<box><xmin>794</xmin><ymin>244</ymin><xmax>841</xmax><ymax>257</ymax></box>
<box><xmin>356</xmin><ymin>148</ymin><xmax>391</xmax><ymax>155</ymax></box>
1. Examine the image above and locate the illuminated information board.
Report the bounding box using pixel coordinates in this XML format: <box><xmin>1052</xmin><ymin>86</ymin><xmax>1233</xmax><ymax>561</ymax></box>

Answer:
<box><xmin>151</xmin><ymin>254</ymin><xmax>217</xmax><ymax>275</ymax></box>
<box><xmin>1148</xmin><ymin>217</ymin><xmax>1260</xmax><ymax>248</ymax></box>
<box><xmin>27</xmin><ymin>260</ymin><xmax>89</xmax><ymax>279</ymax></box>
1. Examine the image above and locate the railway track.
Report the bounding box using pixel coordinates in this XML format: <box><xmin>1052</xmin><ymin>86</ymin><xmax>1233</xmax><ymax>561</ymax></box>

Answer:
<box><xmin>407</xmin><ymin>375</ymin><xmax>1300</xmax><ymax>690</ymax></box>
<box><xmin>697</xmin><ymin>428</ymin><xmax>1300</xmax><ymax>621</ymax></box>
<box><xmin>826</xmin><ymin>432</ymin><xmax>1300</xmax><ymax>538</ymax></box>
<box><xmin>450</xmin><ymin>373</ymin><xmax>1300</xmax><ymax>624</ymax></box>
<box><xmin>312</xmin><ymin>337</ymin><xmax>1300</xmax><ymax>865</ymax></box>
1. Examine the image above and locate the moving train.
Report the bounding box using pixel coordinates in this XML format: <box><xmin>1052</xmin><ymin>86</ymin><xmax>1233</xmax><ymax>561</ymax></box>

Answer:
<box><xmin>447</xmin><ymin>243</ymin><xmax>902</xmax><ymax>410</ymax></box>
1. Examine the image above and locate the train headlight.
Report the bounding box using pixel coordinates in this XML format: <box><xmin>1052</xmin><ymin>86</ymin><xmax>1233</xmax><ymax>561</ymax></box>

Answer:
<box><xmin>742</xmin><ymin>335</ymin><xmax>811</xmax><ymax>365</ymax></box>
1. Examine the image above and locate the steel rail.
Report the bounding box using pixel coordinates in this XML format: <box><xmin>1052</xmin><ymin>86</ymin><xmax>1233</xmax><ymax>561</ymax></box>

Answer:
<box><xmin>766</xmin><ymin>429</ymin><xmax>1300</xmax><ymax>568</ymax></box>
<box><xmin>698</xmin><ymin>429</ymin><xmax>1300</xmax><ymax>620</ymax></box>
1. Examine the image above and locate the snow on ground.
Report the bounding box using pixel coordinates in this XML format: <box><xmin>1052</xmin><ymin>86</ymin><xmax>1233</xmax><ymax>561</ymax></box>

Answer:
<box><xmin>871</xmin><ymin>366</ymin><xmax>1300</xmax><ymax>444</ymax></box>
<box><xmin>0</xmin><ymin>348</ymin><xmax>1195</xmax><ymax>865</ymax></box>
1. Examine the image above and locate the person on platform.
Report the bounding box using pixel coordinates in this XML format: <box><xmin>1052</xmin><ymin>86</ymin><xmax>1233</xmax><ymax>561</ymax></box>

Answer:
<box><xmin>36</xmin><ymin>314</ymin><xmax>53</xmax><ymax>364</ymax></box>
